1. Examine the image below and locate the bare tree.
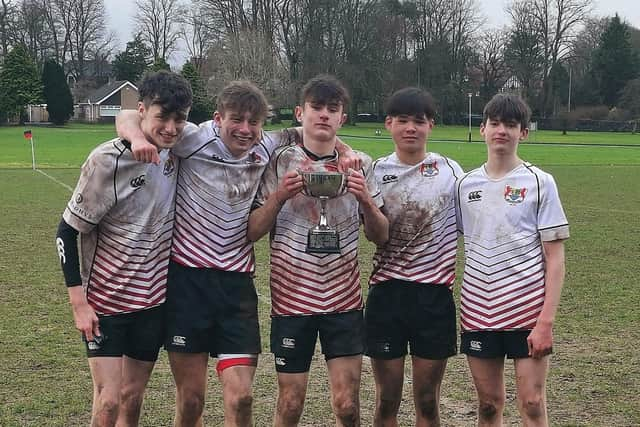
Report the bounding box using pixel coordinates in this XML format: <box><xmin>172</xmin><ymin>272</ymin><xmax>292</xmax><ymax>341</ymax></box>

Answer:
<box><xmin>178</xmin><ymin>2</ymin><xmax>219</xmax><ymax>72</ymax></box>
<box><xmin>477</xmin><ymin>29</ymin><xmax>508</xmax><ymax>97</ymax></box>
<box><xmin>134</xmin><ymin>0</ymin><xmax>182</xmax><ymax>62</ymax></box>
<box><xmin>508</xmin><ymin>0</ymin><xmax>592</xmax><ymax>114</ymax></box>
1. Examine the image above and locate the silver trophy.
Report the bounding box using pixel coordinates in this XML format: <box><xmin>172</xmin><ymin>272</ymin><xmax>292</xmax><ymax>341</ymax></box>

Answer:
<box><xmin>299</xmin><ymin>171</ymin><xmax>347</xmax><ymax>253</ymax></box>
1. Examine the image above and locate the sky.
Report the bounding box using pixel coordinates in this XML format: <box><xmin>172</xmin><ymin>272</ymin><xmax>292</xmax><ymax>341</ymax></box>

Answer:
<box><xmin>105</xmin><ymin>0</ymin><xmax>640</xmax><ymax>67</ymax></box>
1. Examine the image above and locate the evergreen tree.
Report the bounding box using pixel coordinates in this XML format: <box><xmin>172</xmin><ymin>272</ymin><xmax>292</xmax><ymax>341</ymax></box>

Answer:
<box><xmin>0</xmin><ymin>44</ymin><xmax>43</xmax><ymax>122</ymax></box>
<box><xmin>592</xmin><ymin>15</ymin><xmax>640</xmax><ymax>107</ymax></box>
<box><xmin>112</xmin><ymin>34</ymin><xmax>152</xmax><ymax>83</ymax></box>
<box><xmin>181</xmin><ymin>61</ymin><xmax>213</xmax><ymax>124</ymax></box>
<box><xmin>149</xmin><ymin>57</ymin><xmax>171</xmax><ymax>72</ymax></box>
<box><xmin>42</xmin><ymin>59</ymin><xmax>74</xmax><ymax>125</ymax></box>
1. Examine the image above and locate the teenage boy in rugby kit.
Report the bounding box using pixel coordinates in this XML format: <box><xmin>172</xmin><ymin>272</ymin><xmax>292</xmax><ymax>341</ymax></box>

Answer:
<box><xmin>116</xmin><ymin>80</ymin><xmax>358</xmax><ymax>426</ymax></box>
<box><xmin>247</xmin><ymin>75</ymin><xmax>389</xmax><ymax>427</ymax></box>
<box><xmin>365</xmin><ymin>87</ymin><xmax>464</xmax><ymax>426</ymax></box>
<box><xmin>55</xmin><ymin>70</ymin><xmax>192</xmax><ymax>427</ymax></box>
<box><xmin>455</xmin><ymin>93</ymin><xmax>569</xmax><ymax>426</ymax></box>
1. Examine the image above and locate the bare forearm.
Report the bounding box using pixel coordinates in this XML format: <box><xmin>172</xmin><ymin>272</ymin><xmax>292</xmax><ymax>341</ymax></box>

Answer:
<box><xmin>538</xmin><ymin>241</ymin><xmax>566</xmax><ymax>326</ymax></box>
<box><xmin>361</xmin><ymin>201</ymin><xmax>389</xmax><ymax>246</ymax></box>
<box><xmin>115</xmin><ymin>110</ymin><xmax>144</xmax><ymax>141</ymax></box>
<box><xmin>247</xmin><ymin>195</ymin><xmax>282</xmax><ymax>242</ymax></box>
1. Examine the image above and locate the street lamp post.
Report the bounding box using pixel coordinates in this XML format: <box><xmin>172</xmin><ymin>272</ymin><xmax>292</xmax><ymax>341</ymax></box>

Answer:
<box><xmin>468</xmin><ymin>92</ymin><xmax>473</xmax><ymax>143</ymax></box>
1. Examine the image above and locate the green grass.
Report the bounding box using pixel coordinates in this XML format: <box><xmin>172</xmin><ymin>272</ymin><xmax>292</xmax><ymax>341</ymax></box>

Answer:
<box><xmin>0</xmin><ymin>124</ymin><xmax>639</xmax><ymax>426</ymax></box>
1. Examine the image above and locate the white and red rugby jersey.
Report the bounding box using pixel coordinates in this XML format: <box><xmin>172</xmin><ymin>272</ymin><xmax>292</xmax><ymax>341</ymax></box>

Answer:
<box><xmin>254</xmin><ymin>145</ymin><xmax>383</xmax><ymax>316</ymax></box>
<box><xmin>455</xmin><ymin>162</ymin><xmax>569</xmax><ymax>331</ymax></box>
<box><xmin>170</xmin><ymin>121</ymin><xmax>295</xmax><ymax>272</ymax></box>
<box><xmin>370</xmin><ymin>152</ymin><xmax>463</xmax><ymax>287</ymax></box>
<box><xmin>64</xmin><ymin>139</ymin><xmax>178</xmax><ymax>315</ymax></box>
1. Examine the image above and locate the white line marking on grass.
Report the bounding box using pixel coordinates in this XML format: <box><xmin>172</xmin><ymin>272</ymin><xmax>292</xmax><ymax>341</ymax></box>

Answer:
<box><xmin>36</xmin><ymin>169</ymin><xmax>73</xmax><ymax>192</ymax></box>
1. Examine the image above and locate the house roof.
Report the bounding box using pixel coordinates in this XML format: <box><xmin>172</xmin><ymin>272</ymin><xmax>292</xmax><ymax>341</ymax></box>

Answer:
<box><xmin>88</xmin><ymin>80</ymin><xmax>138</xmax><ymax>105</ymax></box>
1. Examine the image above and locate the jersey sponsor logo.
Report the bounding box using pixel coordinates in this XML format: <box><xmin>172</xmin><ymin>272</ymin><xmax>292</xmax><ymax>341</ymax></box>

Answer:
<box><xmin>420</xmin><ymin>161</ymin><xmax>439</xmax><ymax>177</ymax></box>
<box><xmin>163</xmin><ymin>155</ymin><xmax>176</xmax><ymax>176</ymax></box>
<box><xmin>211</xmin><ymin>154</ymin><xmax>226</xmax><ymax>163</ymax></box>
<box><xmin>75</xmin><ymin>194</ymin><xmax>83</xmax><ymax>204</ymax></box>
<box><xmin>130</xmin><ymin>174</ymin><xmax>146</xmax><ymax>189</ymax></box>
<box><xmin>282</xmin><ymin>337</ymin><xmax>295</xmax><ymax>349</ymax></box>
<box><xmin>382</xmin><ymin>174</ymin><xmax>398</xmax><ymax>184</ymax></box>
<box><xmin>467</xmin><ymin>190</ymin><xmax>483</xmax><ymax>202</ymax></box>
<box><xmin>504</xmin><ymin>185</ymin><xmax>526</xmax><ymax>204</ymax></box>
<box><xmin>470</xmin><ymin>340</ymin><xmax>482</xmax><ymax>351</ymax></box>
<box><xmin>56</xmin><ymin>237</ymin><xmax>66</xmax><ymax>264</ymax></box>
<box><xmin>171</xmin><ymin>335</ymin><xmax>186</xmax><ymax>346</ymax></box>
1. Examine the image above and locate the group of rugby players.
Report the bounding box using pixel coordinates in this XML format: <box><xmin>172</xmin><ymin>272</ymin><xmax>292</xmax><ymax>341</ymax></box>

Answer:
<box><xmin>56</xmin><ymin>70</ymin><xmax>568</xmax><ymax>427</ymax></box>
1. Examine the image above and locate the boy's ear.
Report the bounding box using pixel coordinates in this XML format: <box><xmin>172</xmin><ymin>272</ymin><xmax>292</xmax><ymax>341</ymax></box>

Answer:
<box><xmin>384</xmin><ymin>116</ymin><xmax>393</xmax><ymax>130</ymax></box>
<box><xmin>520</xmin><ymin>127</ymin><xmax>529</xmax><ymax>140</ymax></box>
<box><xmin>137</xmin><ymin>101</ymin><xmax>146</xmax><ymax>116</ymax></box>
<box><xmin>340</xmin><ymin>113</ymin><xmax>347</xmax><ymax>125</ymax></box>
<box><xmin>213</xmin><ymin>111</ymin><xmax>222</xmax><ymax>125</ymax></box>
<box><xmin>294</xmin><ymin>105</ymin><xmax>303</xmax><ymax>122</ymax></box>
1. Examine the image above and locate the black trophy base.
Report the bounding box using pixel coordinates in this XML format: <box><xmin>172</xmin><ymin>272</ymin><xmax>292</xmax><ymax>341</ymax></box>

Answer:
<box><xmin>306</xmin><ymin>228</ymin><xmax>341</xmax><ymax>254</ymax></box>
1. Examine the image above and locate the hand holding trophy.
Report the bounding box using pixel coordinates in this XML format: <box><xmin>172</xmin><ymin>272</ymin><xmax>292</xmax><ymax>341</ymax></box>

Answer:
<box><xmin>299</xmin><ymin>170</ymin><xmax>348</xmax><ymax>253</ymax></box>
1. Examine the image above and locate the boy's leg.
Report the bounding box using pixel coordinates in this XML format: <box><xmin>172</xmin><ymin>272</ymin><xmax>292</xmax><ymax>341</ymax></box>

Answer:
<box><xmin>466</xmin><ymin>356</ymin><xmax>506</xmax><ymax>427</ymax></box>
<box><xmin>219</xmin><ymin>364</ymin><xmax>257</xmax><ymax>427</ymax></box>
<box><xmin>327</xmin><ymin>355</ymin><xmax>363</xmax><ymax>427</ymax></box>
<box><xmin>274</xmin><ymin>372</ymin><xmax>310</xmax><ymax>427</ymax></box>
<box><xmin>513</xmin><ymin>356</ymin><xmax>549</xmax><ymax>426</ymax></box>
<box><xmin>411</xmin><ymin>357</ymin><xmax>447</xmax><ymax>427</ymax></box>
<box><xmin>116</xmin><ymin>356</ymin><xmax>155</xmax><ymax>426</ymax></box>
<box><xmin>370</xmin><ymin>357</ymin><xmax>404</xmax><ymax>427</ymax></box>
<box><xmin>168</xmin><ymin>352</ymin><xmax>209</xmax><ymax>427</ymax></box>
<box><xmin>88</xmin><ymin>357</ymin><xmax>123</xmax><ymax>427</ymax></box>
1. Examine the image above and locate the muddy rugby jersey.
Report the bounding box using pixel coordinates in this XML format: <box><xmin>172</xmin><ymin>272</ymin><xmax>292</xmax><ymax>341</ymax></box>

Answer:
<box><xmin>455</xmin><ymin>162</ymin><xmax>569</xmax><ymax>331</ymax></box>
<box><xmin>63</xmin><ymin>139</ymin><xmax>178</xmax><ymax>315</ymax></box>
<box><xmin>370</xmin><ymin>152</ymin><xmax>463</xmax><ymax>287</ymax></box>
<box><xmin>254</xmin><ymin>145</ymin><xmax>383</xmax><ymax>316</ymax></box>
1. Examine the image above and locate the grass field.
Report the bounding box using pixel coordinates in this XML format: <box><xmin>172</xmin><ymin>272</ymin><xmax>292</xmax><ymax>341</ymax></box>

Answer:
<box><xmin>0</xmin><ymin>122</ymin><xmax>639</xmax><ymax>426</ymax></box>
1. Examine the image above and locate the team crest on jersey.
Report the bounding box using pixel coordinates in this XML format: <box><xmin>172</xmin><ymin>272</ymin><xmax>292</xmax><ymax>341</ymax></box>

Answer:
<box><xmin>163</xmin><ymin>154</ymin><xmax>176</xmax><ymax>176</ymax></box>
<box><xmin>248</xmin><ymin>151</ymin><xmax>262</xmax><ymax>163</ymax></box>
<box><xmin>504</xmin><ymin>185</ymin><xmax>526</xmax><ymax>204</ymax></box>
<box><xmin>420</xmin><ymin>161</ymin><xmax>439</xmax><ymax>177</ymax></box>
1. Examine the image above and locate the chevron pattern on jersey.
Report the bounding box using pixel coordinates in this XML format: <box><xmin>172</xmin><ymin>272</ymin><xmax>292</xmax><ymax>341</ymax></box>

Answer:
<box><xmin>460</xmin><ymin>231</ymin><xmax>545</xmax><ymax>331</ymax></box>
<box><xmin>270</xmin><ymin>210</ymin><xmax>363</xmax><ymax>316</ymax></box>
<box><xmin>88</xmin><ymin>215</ymin><xmax>174</xmax><ymax>315</ymax></box>
<box><xmin>171</xmin><ymin>163</ymin><xmax>259</xmax><ymax>272</ymax></box>
<box><xmin>371</xmin><ymin>208</ymin><xmax>458</xmax><ymax>287</ymax></box>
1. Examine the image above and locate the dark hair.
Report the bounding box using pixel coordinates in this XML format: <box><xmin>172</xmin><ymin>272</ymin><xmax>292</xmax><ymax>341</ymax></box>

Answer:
<box><xmin>385</xmin><ymin>87</ymin><xmax>436</xmax><ymax>119</ymax></box>
<box><xmin>300</xmin><ymin>75</ymin><xmax>350</xmax><ymax>111</ymax></box>
<box><xmin>483</xmin><ymin>93</ymin><xmax>531</xmax><ymax>129</ymax></box>
<box><xmin>217</xmin><ymin>80</ymin><xmax>268</xmax><ymax>121</ymax></box>
<box><xmin>138</xmin><ymin>70</ymin><xmax>193</xmax><ymax>114</ymax></box>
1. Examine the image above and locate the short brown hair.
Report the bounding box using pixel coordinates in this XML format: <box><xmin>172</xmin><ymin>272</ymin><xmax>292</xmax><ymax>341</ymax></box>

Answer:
<box><xmin>217</xmin><ymin>81</ymin><xmax>268</xmax><ymax>121</ymax></box>
<box><xmin>483</xmin><ymin>93</ymin><xmax>531</xmax><ymax>130</ymax></box>
<box><xmin>300</xmin><ymin>75</ymin><xmax>350</xmax><ymax>111</ymax></box>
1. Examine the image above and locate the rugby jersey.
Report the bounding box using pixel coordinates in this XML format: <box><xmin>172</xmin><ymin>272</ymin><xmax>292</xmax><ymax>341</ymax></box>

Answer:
<box><xmin>63</xmin><ymin>139</ymin><xmax>178</xmax><ymax>315</ymax></box>
<box><xmin>455</xmin><ymin>162</ymin><xmax>569</xmax><ymax>331</ymax></box>
<box><xmin>170</xmin><ymin>121</ymin><xmax>295</xmax><ymax>272</ymax></box>
<box><xmin>370</xmin><ymin>152</ymin><xmax>463</xmax><ymax>287</ymax></box>
<box><xmin>254</xmin><ymin>145</ymin><xmax>383</xmax><ymax>316</ymax></box>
